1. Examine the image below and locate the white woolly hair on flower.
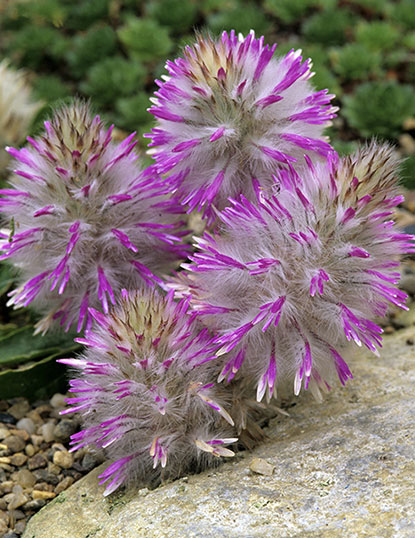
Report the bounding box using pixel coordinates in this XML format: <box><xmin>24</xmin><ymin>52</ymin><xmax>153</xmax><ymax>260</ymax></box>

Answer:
<box><xmin>146</xmin><ymin>29</ymin><xmax>338</xmax><ymax>222</ymax></box>
<box><xmin>173</xmin><ymin>142</ymin><xmax>413</xmax><ymax>403</ymax></box>
<box><xmin>0</xmin><ymin>101</ymin><xmax>189</xmax><ymax>334</ymax></box>
<box><xmin>59</xmin><ymin>288</ymin><xmax>239</xmax><ymax>496</ymax></box>
<box><xmin>0</xmin><ymin>59</ymin><xmax>41</xmax><ymax>173</ymax></box>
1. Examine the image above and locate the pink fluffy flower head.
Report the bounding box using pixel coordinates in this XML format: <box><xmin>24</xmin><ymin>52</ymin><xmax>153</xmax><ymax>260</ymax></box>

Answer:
<box><xmin>174</xmin><ymin>142</ymin><xmax>413</xmax><ymax>402</ymax></box>
<box><xmin>0</xmin><ymin>102</ymin><xmax>189</xmax><ymax>333</ymax></box>
<box><xmin>59</xmin><ymin>289</ymin><xmax>238</xmax><ymax>496</ymax></box>
<box><xmin>147</xmin><ymin>30</ymin><xmax>337</xmax><ymax>222</ymax></box>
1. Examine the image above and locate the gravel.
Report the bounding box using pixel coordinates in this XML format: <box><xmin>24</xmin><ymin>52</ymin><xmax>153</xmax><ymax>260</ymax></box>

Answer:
<box><xmin>0</xmin><ymin>394</ymin><xmax>103</xmax><ymax>536</ymax></box>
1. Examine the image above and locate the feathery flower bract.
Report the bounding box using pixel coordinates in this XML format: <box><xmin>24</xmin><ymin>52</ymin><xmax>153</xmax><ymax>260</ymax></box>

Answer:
<box><xmin>147</xmin><ymin>30</ymin><xmax>337</xmax><ymax>221</ymax></box>
<box><xmin>0</xmin><ymin>60</ymin><xmax>41</xmax><ymax>174</ymax></box>
<box><xmin>59</xmin><ymin>289</ymin><xmax>238</xmax><ymax>496</ymax></box>
<box><xmin>0</xmin><ymin>102</ymin><xmax>189</xmax><ymax>333</ymax></box>
<box><xmin>175</xmin><ymin>142</ymin><xmax>414</xmax><ymax>402</ymax></box>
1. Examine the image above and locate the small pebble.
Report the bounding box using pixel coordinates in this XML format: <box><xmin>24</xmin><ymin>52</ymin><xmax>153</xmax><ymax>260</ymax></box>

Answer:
<box><xmin>7</xmin><ymin>486</ymin><xmax>28</xmax><ymax>510</ymax></box>
<box><xmin>53</xmin><ymin>419</ymin><xmax>77</xmax><ymax>443</ymax></box>
<box><xmin>28</xmin><ymin>453</ymin><xmax>47</xmax><ymax>471</ymax></box>
<box><xmin>40</xmin><ymin>422</ymin><xmax>55</xmax><ymax>443</ymax></box>
<box><xmin>14</xmin><ymin>469</ymin><xmax>36</xmax><ymax>488</ymax></box>
<box><xmin>10</xmin><ymin>429</ymin><xmax>29</xmax><ymax>442</ymax></box>
<box><xmin>14</xmin><ymin>520</ymin><xmax>26</xmax><ymax>534</ymax></box>
<box><xmin>55</xmin><ymin>476</ymin><xmax>74</xmax><ymax>494</ymax></box>
<box><xmin>32</xmin><ymin>469</ymin><xmax>59</xmax><ymax>486</ymax></box>
<box><xmin>26</xmin><ymin>410</ymin><xmax>42</xmax><ymax>424</ymax></box>
<box><xmin>0</xmin><ymin>509</ymin><xmax>9</xmax><ymax>524</ymax></box>
<box><xmin>81</xmin><ymin>452</ymin><xmax>99</xmax><ymax>472</ymax></box>
<box><xmin>3</xmin><ymin>436</ymin><xmax>25</xmax><ymax>454</ymax></box>
<box><xmin>0</xmin><ymin>413</ymin><xmax>16</xmax><ymax>425</ymax></box>
<box><xmin>25</xmin><ymin>444</ymin><xmax>35</xmax><ymax>457</ymax></box>
<box><xmin>50</xmin><ymin>393</ymin><xmax>67</xmax><ymax>409</ymax></box>
<box><xmin>8</xmin><ymin>401</ymin><xmax>30</xmax><ymax>421</ymax></box>
<box><xmin>4</xmin><ymin>532</ymin><xmax>19</xmax><ymax>538</ymax></box>
<box><xmin>22</xmin><ymin>499</ymin><xmax>46</xmax><ymax>511</ymax></box>
<box><xmin>30</xmin><ymin>434</ymin><xmax>44</xmax><ymax>447</ymax></box>
<box><xmin>249</xmin><ymin>457</ymin><xmax>275</xmax><ymax>476</ymax></box>
<box><xmin>34</xmin><ymin>405</ymin><xmax>51</xmax><ymax>417</ymax></box>
<box><xmin>15</xmin><ymin>418</ymin><xmax>36</xmax><ymax>435</ymax></box>
<box><xmin>0</xmin><ymin>481</ymin><xmax>14</xmax><ymax>494</ymax></box>
<box><xmin>0</xmin><ymin>519</ymin><xmax>8</xmax><ymax>535</ymax></box>
<box><xmin>32</xmin><ymin>490</ymin><xmax>56</xmax><ymax>500</ymax></box>
<box><xmin>0</xmin><ymin>456</ymin><xmax>11</xmax><ymax>464</ymax></box>
<box><xmin>0</xmin><ymin>428</ymin><xmax>11</xmax><ymax>440</ymax></box>
<box><xmin>53</xmin><ymin>450</ymin><xmax>73</xmax><ymax>469</ymax></box>
<box><xmin>10</xmin><ymin>453</ymin><xmax>28</xmax><ymax>467</ymax></box>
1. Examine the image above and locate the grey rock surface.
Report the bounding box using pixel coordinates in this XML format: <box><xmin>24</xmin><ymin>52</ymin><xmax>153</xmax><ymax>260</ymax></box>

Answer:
<box><xmin>23</xmin><ymin>327</ymin><xmax>415</xmax><ymax>538</ymax></box>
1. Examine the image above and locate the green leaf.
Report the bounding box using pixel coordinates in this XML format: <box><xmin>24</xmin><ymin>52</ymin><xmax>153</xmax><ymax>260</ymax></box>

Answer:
<box><xmin>0</xmin><ymin>326</ymin><xmax>78</xmax><ymax>367</ymax></box>
<box><xmin>0</xmin><ymin>346</ymin><xmax>80</xmax><ymax>401</ymax></box>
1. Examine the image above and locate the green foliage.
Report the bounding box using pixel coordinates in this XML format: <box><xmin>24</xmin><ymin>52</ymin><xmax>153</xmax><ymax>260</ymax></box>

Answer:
<box><xmin>387</xmin><ymin>0</ymin><xmax>415</xmax><ymax>30</ymax></box>
<box><xmin>64</xmin><ymin>0</ymin><xmax>110</xmax><ymax>31</ymax></box>
<box><xmin>12</xmin><ymin>0</ymin><xmax>67</xmax><ymax>27</ymax></box>
<box><xmin>331</xmin><ymin>44</ymin><xmax>382</xmax><ymax>81</ymax></box>
<box><xmin>146</xmin><ymin>0</ymin><xmax>198</xmax><ymax>34</ymax></box>
<box><xmin>66</xmin><ymin>26</ymin><xmax>117</xmax><ymax>78</ymax></box>
<box><xmin>302</xmin><ymin>9</ymin><xmax>356</xmax><ymax>46</ymax></box>
<box><xmin>32</xmin><ymin>75</ymin><xmax>71</xmax><ymax>102</ymax></box>
<box><xmin>0</xmin><ymin>348</ymin><xmax>78</xmax><ymax>401</ymax></box>
<box><xmin>355</xmin><ymin>21</ymin><xmax>400</xmax><ymax>52</ymax></box>
<box><xmin>66</xmin><ymin>25</ymin><xmax>117</xmax><ymax>78</ymax></box>
<box><xmin>6</xmin><ymin>26</ymin><xmax>68</xmax><ymax>69</ymax></box>
<box><xmin>331</xmin><ymin>139</ymin><xmax>359</xmax><ymax>156</ymax></box>
<box><xmin>81</xmin><ymin>57</ymin><xmax>146</xmax><ymax>108</ymax></box>
<box><xmin>264</xmin><ymin>0</ymin><xmax>314</xmax><ymax>25</ymax></box>
<box><xmin>207</xmin><ymin>2</ymin><xmax>271</xmax><ymax>36</ymax></box>
<box><xmin>115</xmin><ymin>93</ymin><xmax>152</xmax><ymax>131</ymax></box>
<box><xmin>347</xmin><ymin>0</ymin><xmax>388</xmax><ymax>14</ymax></box>
<box><xmin>343</xmin><ymin>81</ymin><xmax>415</xmax><ymax>139</ymax></box>
<box><xmin>118</xmin><ymin>17</ymin><xmax>173</xmax><ymax>63</ymax></box>
<box><xmin>0</xmin><ymin>326</ymin><xmax>77</xmax><ymax>368</ymax></box>
<box><xmin>403</xmin><ymin>32</ymin><xmax>415</xmax><ymax>50</ymax></box>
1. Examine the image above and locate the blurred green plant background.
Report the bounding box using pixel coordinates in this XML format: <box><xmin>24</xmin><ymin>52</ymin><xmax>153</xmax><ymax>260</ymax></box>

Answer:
<box><xmin>0</xmin><ymin>0</ymin><xmax>414</xmax><ymax>182</ymax></box>
<box><xmin>0</xmin><ymin>0</ymin><xmax>414</xmax><ymax>396</ymax></box>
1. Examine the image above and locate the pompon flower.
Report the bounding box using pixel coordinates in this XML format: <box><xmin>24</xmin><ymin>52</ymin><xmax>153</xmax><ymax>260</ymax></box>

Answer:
<box><xmin>174</xmin><ymin>142</ymin><xmax>413</xmax><ymax>402</ymax></box>
<box><xmin>146</xmin><ymin>30</ymin><xmax>337</xmax><ymax>222</ymax></box>
<box><xmin>59</xmin><ymin>289</ymin><xmax>238</xmax><ymax>496</ymax></box>
<box><xmin>0</xmin><ymin>60</ymin><xmax>41</xmax><ymax>174</ymax></box>
<box><xmin>0</xmin><ymin>102</ymin><xmax>189</xmax><ymax>333</ymax></box>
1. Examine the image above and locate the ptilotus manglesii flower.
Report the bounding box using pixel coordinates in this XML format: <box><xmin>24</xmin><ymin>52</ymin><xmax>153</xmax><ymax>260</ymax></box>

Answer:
<box><xmin>59</xmin><ymin>289</ymin><xmax>239</xmax><ymax>496</ymax></box>
<box><xmin>0</xmin><ymin>60</ymin><xmax>41</xmax><ymax>174</ymax></box>
<box><xmin>147</xmin><ymin>30</ymin><xmax>337</xmax><ymax>222</ymax></box>
<box><xmin>175</xmin><ymin>142</ymin><xmax>414</xmax><ymax>403</ymax></box>
<box><xmin>0</xmin><ymin>102</ymin><xmax>189</xmax><ymax>333</ymax></box>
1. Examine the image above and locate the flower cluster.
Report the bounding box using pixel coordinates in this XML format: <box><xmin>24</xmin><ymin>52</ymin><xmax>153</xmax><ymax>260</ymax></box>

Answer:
<box><xmin>0</xmin><ymin>102</ymin><xmax>188</xmax><ymax>333</ymax></box>
<box><xmin>147</xmin><ymin>30</ymin><xmax>337</xmax><ymax>222</ymax></box>
<box><xmin>1</xmin><ymin>31</ymin><xmax>412</xmax><ymax>496</ymax></box>
<box><xmin>60</xmin><ymin>289</ymin><xmax>239</xmax><ymax>495</ymax></box>
<box><xmin>0</xmin><ymin>60</ymin><xmax>41</xmax><ymax>174</ymax></box>
<box><xmin>174</xmin><ymin>143</ymin><xmax>413</xmax><ymax>402</ymax></box>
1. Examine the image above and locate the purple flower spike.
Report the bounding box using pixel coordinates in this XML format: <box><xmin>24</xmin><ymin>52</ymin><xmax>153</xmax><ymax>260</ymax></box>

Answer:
<box><xmin>0</xmin><ymin>101</ymin><xmax>189</xmax><ymax>333</ymax></box>
<box><xmin>60</xmin><ymin>289</ymin><xmax>239</xmax><ymax>495</ymax></box>
<box><xmin>147</xmin><ymin>30</ymin><xmax>338</xmax><ymax>222</ymax></box>
<box><xmin>173</xmin><ymin>142</ymin><xmax>412</xmax><ymax>402</ymax></box>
